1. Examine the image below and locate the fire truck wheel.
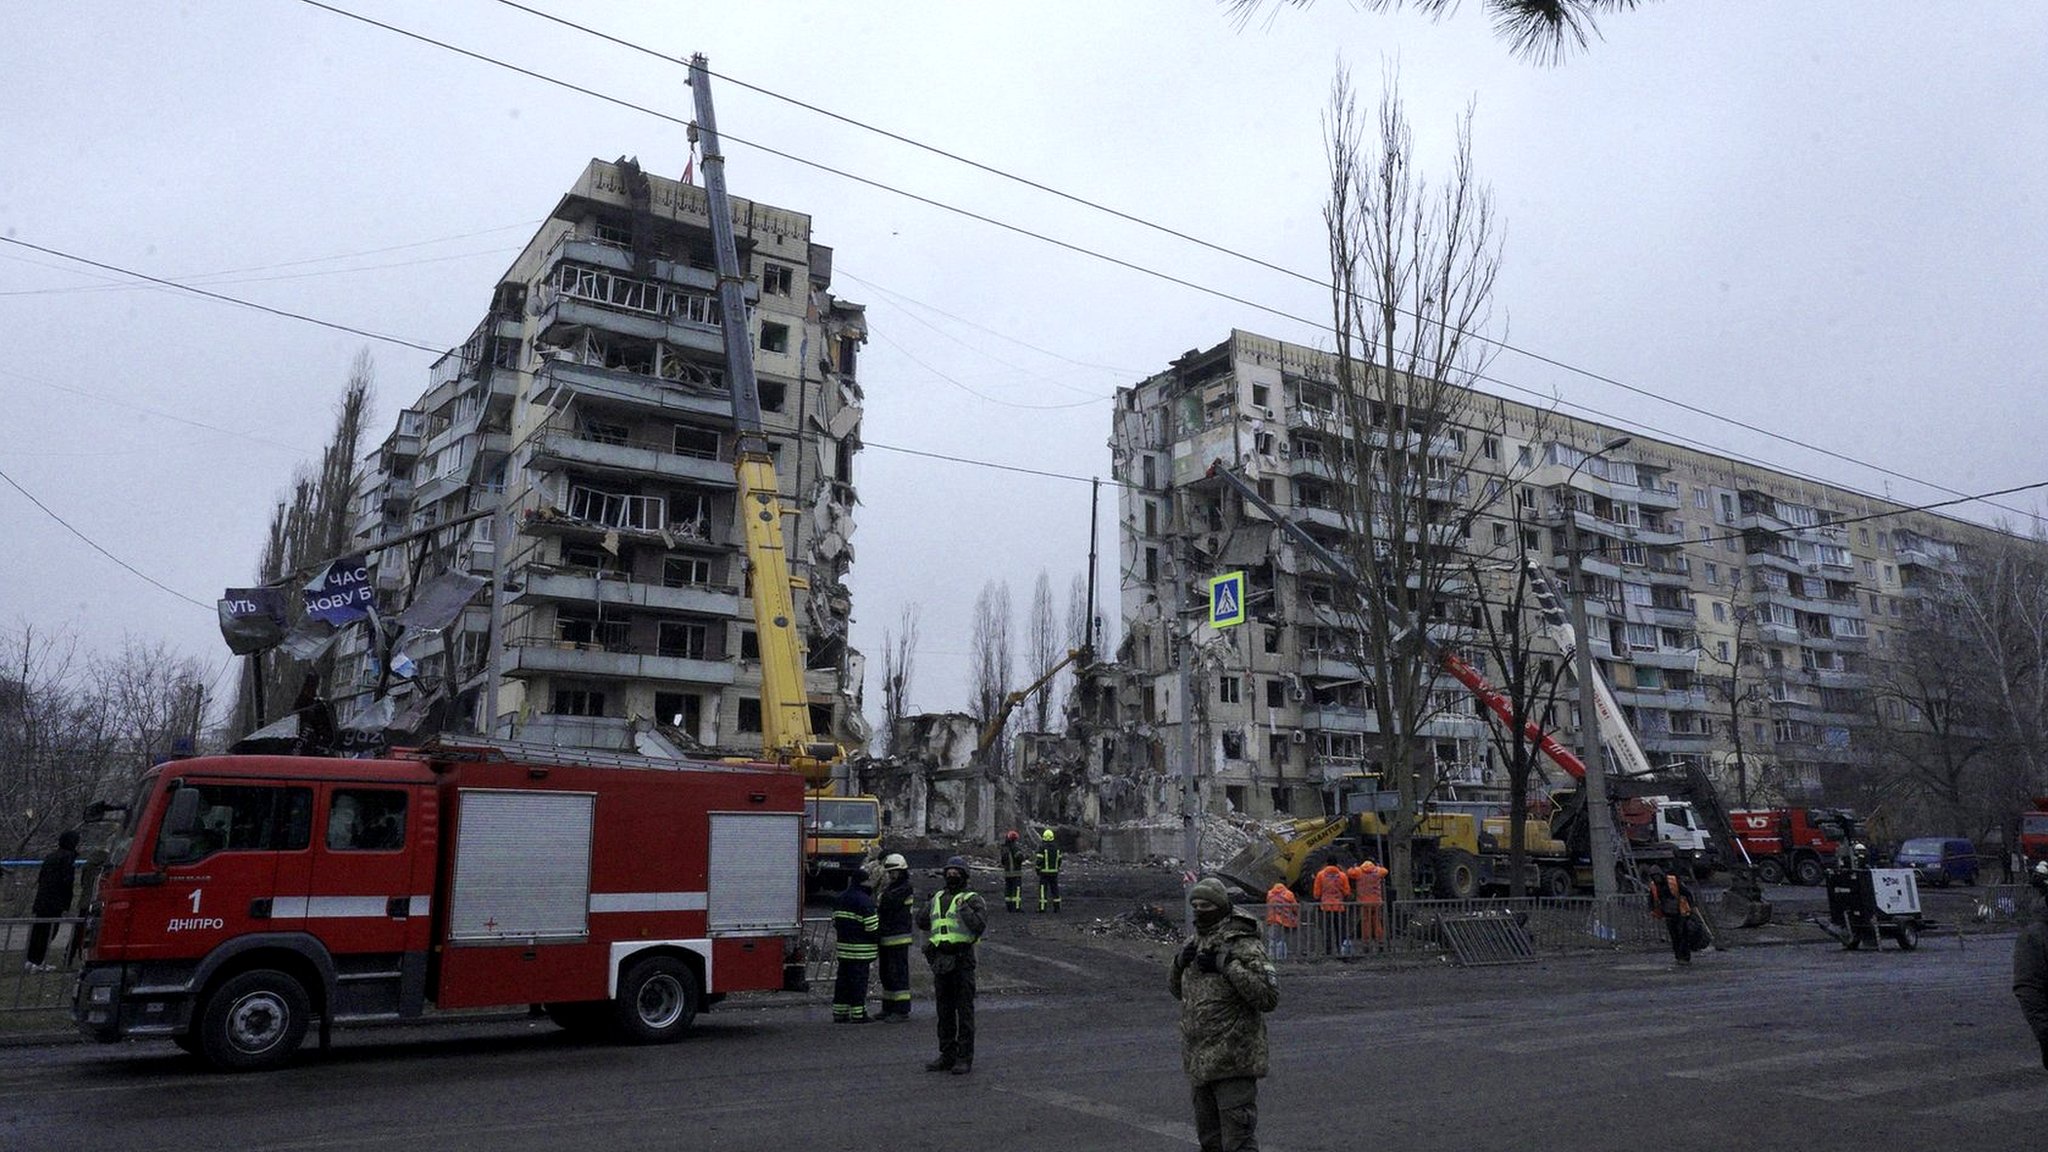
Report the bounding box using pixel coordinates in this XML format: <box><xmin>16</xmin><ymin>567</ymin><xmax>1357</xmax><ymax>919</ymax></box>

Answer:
<box><xmin>1755</xmin><ymin>857</ymin><xmax>1787</xmax><ymax>886</ymax></box>
<box><xmin>1793</xmin><ymin>856</ymin><xmax>1826</xmax><ymax>887</ymax></box>
<box><xmin>613</xmin><ymin>956</ymin><xmax>699</xmax><ymax>1043</ymax></box>
<box><xmin>198</xmin><ymin>969</ymin><xmax>310</xmax><ymax>1071</ymax></box>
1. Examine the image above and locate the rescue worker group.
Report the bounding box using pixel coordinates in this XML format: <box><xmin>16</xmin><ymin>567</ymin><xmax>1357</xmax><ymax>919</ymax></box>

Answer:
<box><xmin>828</xmin><ymin>830</ymin><xmax>1282</xmax><ymax>1149</ymax></box>
<box><xmin>828</xmin><ymin>829</ymin><xmax>1062</xmax><ymax>1074</ymax></box>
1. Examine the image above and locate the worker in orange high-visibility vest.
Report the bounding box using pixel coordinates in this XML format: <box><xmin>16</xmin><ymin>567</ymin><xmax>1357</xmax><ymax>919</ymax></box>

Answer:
<box><xmin>1264</xmin><ymin>881</ymin><xmax>1299</xmax><ymax>959</ymax></box>
<box><xmin>1311</xmin><ymin>861</ymin><xmax>1352</xmax><ymax>957</ymax></box>
<box><xmin>1352</xmin><ymin>858</ymin><xmax>1388</xmax><ymax>947</ymax></box>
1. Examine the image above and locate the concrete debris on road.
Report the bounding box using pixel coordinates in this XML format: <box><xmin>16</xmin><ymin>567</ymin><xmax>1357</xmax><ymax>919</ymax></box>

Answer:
<box><xmin>1084</xmin><ymin>903</ymin><xmax>1182</xmax><ymax>942</ymax></box>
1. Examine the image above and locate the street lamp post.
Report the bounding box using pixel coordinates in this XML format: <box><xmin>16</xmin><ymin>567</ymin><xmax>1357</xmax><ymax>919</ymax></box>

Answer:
<box><xmin>1563</xmin><ymin>435</ymin><xmax>1630</xmax><ymax>904</ymax></box>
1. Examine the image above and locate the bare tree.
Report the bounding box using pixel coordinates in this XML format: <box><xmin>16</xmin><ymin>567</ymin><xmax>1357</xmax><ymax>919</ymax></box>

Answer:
<box><xmin>1925</xmin><ymin>531</ymin><xmax>2048</xmax><ymax>833</ymax></box>
<box><xmin>232</xmin><ymin>351</ymin><xmax>375</xmax><ymax>736</ymax></box>
<box><xmin>0</xmin><ymin>625</ymin><xmax>208</xmax><ymax>859</ymax></box>
<box><xmin>1317</xmin><ymin>67</ymin><xmax>1504</xmax><ymax>895</ymax></box>
<box><xmin>879</xmin><ymin>602</ymin><xmax>920</xmax><ymax>755</ymax></box>
<box><xmin>1227</xmin><ymin>0</ymin><xmax>1650</xmax><ymax>65</ymax></box>
<box><xmin>1466</xmin><ymin>538</ymin><xmax>1568</xmax><ymax>896</ymax></box>
<box><xmin>1065</xmin><ymin>572</ymin><xmax>1093</xmax><ymax>654</ymax></box>
<box><xmin>968</xmin><ymin>580</ymin><xmax>1015</xmax><ymax>741</ymax></box>
<box><xmin>1027</xmin><ymin>571</ymin><xmax>1062</xmax><ymax>731</ymax></box>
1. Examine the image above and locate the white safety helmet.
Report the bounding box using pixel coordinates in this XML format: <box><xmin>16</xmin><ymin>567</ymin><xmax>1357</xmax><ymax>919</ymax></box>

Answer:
<box><xmin>882</xmin><ymin>853</ymin><xmax>908</xmax><ymax>871</ymax></box>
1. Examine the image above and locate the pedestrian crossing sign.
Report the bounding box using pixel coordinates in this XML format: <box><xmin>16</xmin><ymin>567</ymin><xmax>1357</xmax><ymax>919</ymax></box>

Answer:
<box><xmin>1209</xmin><ymin>571</ymin><xmax>1247</xmax><ymax>627</ymax></box>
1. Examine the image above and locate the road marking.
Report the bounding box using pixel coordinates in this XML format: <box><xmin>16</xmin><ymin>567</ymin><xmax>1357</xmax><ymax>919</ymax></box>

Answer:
<box><xmin>1923</xmin><ymin>1085</ymin><xmax>2048</xmax><ymax>1119</ymax></box>
<box><xmin>980</xmin><ymin>940</ymin><xmax>1094</xmax><ymax>976</ymax></box>
<box><xmin>1669</xmin><ymin>1041</ymin><xmax>1917</xmax><ymax>1082</ymax></box>
<box><xmin>999</xmin><ymin>1085</ymin><xmax>1198</xmax><ymax>1143</ymax></box>
<box><xmin>1784</xmin><ymin>1059</ymin><xmax>2014</xmax><ymax>1101</ymax></box>
<box><xmin>1496</xmin><ymin>1022</ymin><xmax>1701</xmax><ymax>1053</ymax></box>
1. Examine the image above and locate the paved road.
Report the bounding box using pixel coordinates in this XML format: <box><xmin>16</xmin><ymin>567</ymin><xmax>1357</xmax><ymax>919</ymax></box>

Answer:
<box><xmin>3</xmin><ymin>912</ymin><xmax>2041</xmax><ymax>1152</ymax></box>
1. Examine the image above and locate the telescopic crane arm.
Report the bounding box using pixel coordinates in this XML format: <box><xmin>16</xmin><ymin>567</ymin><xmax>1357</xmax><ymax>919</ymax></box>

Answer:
<box><xmin>691</xmin><ymin>56</ymin><xmax>838</xmax><ymax>784</ymax></box>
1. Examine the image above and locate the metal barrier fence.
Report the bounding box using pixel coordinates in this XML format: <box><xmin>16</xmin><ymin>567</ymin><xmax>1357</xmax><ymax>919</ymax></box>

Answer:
<box><xmin>1</xmin><ymin>916</ymin><xmax>86</xmax><ymax>1015</ymax></box>
<box><xmin>799</xmin><ymin>916</ymin><xmax>837</xmax><ymax>992</ymax></box>
<box><xmin>1243</xmin><ymin>897</ymin><xmax>1664</xmax><ymax>963</ymax></box>
<box><xmin>1972</xmin><ymin>884</ymin><xmax>2044</xmax><ymax>925</ymax></box>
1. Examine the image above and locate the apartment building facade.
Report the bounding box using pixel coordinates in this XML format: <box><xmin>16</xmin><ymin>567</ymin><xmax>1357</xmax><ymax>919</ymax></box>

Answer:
<box><xmin>1109</xmin><ymin>329</ymin><xmax>1993</xmax><ymax>821</ymax></box>
<box><xmin>342</xmin><ymin>157</ymin><xmax>866</xmax><ymax>755</ymax></box>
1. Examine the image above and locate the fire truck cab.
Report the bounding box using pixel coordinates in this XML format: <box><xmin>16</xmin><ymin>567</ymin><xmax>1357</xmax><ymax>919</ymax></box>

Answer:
<box><xmin>75</xmin><ymin>743</ymin><xmax>806</xmax><ymax>1070</ymax></box>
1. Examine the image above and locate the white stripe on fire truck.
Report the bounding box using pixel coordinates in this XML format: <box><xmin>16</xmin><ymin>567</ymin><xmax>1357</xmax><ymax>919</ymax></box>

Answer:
<box><xmin>267</xmin><ymin>896</ymin><xmax>432</xmax><ymax>919</ymax></box>
<box><xmin>588</xmin><ymin>891</ymin><xmax>709</xmax><ymax>914</ymax></box>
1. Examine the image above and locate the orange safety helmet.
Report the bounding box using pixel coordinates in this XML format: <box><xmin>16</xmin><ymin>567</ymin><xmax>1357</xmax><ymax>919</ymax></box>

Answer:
<box><xmin>1005</xmin><ymin>830</ymin><xmax>1020</xmax><ymax>842</ymax></box>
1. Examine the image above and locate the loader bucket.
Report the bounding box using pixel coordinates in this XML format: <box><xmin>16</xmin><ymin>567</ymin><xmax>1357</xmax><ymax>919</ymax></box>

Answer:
<box><xmin>1721</xmin><ymin>888</ymin><xmax>1772</xmax><ymax>928</ymax></box>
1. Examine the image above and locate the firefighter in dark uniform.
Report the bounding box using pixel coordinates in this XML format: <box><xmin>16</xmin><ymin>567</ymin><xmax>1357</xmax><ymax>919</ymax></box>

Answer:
<box><xmin>918</xmin><ymin>856</ymin><xmax>987</xmax><ymax>1074</ymax></box>
<box><xmin>1000</xmin><ymin>830</ymin><xmax>1029</xmax><ymax>912</ymax></box>
<box><xmin>1035</xmin><ymin>828</ymin><xmax>1062</xmax><ymax>913</ymax></box>
<box><xmin>876</xmin><ymin>853</ymin><xmax>915</xmax><ymax>1021</ymax></box>
<box><xmin>831</xmin><ymin>871</ymin><xmax>879</xmax><ymax>1023</ymax></box>
<box><xmin>2015</xmin><ymin>859</ymin><xmax>2048</xmax><ymax>1070</ymax></box>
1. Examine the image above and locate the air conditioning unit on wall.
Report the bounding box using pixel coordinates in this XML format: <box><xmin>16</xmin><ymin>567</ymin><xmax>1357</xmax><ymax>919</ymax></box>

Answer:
<box><xmin>1290</xmin><ymin>730</ymin><xmax>1308</xmax><ymax>744</ymax></box>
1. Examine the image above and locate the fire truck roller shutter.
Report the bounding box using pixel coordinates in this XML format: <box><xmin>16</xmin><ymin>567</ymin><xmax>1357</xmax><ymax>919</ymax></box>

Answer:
<box><xmin>707</xmin><ymin>811</ymin><xmax>804</xmax><ymax>936</ymax></box>
<box><xmin>448</xmin><ymin>790</ymin><xmax>596</xmax><ymax>942</ymax></box>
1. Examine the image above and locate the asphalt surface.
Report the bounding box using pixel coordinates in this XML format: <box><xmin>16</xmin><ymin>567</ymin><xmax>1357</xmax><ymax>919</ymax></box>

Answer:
<box><xmin>5</xmin><ymin>866</ymin><xmax>2042</xmax><ymax>1152</ymax></box>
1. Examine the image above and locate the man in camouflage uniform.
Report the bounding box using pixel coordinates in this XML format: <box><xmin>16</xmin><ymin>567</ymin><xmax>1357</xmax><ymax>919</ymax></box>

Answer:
<box><xmin>1171</xmin><ymin>876</ymin><xmax>1280</xmax><ymax>1152</ymax></box>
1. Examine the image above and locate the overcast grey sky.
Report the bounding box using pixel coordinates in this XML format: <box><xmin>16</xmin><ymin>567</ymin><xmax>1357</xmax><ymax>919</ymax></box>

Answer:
<box><xmin>3</xmin><ymin>1</ymin><xmax>2044</xmax><ymax>719</ymax></box>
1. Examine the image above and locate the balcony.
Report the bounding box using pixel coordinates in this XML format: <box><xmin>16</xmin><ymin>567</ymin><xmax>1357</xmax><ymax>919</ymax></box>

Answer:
<box><xmin>515</xmin><ymin>713</ymin><xmax>638</xmax><ymax>752</ymax></box>
<box><xmin>502</xmin><ymin>638</ymin><xmax>737</xmax><ymax>685</ymax></box>
<box><xmin>530</xmin><ymin>358</ymin><xmax>736</xmax><ymax>423</ymax></box>
<box><xmin>515</xmin><ymin>569</ymin><xmax>742</xmax><ymax>617</ymax></box>
<box><xmin>1301</xmin><ymin>652</ymin><xmax>1362</xmax><ymax>680</ymax></box>
<box><xmin>1626</xmin><ymin>648</ymin><xmax>1702</xmax><ymax>671</ymax></box>
<box><xmin>1303</xmin><ymin>706</ymin><xmax>1379</xmax><ymax>734</ymax></box>
<box><xmin>531</xmin><ymin>430</ymin><xmax>736</xmax><ymax>487</ymax></box>
<box><xmin>536</xmin><ymin>293</ymin><xmax>726</xmax><ymax>358</ymax></box>
<box><xmin>1640</xmin><ymin>730</ymin><xmax>1714</xmax><ymax>754</ymax></box>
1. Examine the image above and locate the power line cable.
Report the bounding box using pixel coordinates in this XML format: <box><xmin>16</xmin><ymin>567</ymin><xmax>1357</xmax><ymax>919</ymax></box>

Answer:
<box><xmin>294</xmin><ymin>0</ymin><xmax>2033</xmax><ymax>524</ymax></box>
<box><xmin>0</xmin><ymin>221</ymin><xmax>539</xmax><ymax>298</ymax></box>
<box><xmin>477</xmin><ymin>0</ymin><xmax>2034</xmax><ymax>524</ymax></box>
<box><xmin>0</xmin><ymin>235</ymin><xmax>448</xmax><ymax>358</ymax></box>
<box><xmin>0</xmin><ymin>367</ymin><xmax>312</xmax><ymax>455</ymax></box>
<box><xmin>0</xmin><ymin>464</ymin><xmax>213</xmax><ymax>611</ymax></box>
<box><xmin>870</xmin><ymin>330</ymin><xmax>1106</xmax><ymax>411</ymax></box>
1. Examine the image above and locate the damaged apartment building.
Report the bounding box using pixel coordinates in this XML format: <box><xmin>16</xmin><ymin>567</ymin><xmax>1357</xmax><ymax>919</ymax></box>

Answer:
<box><xmin>1107</xmin><ymin>329</ymin><xmax>1994</xmax><ymax>823</ymax></box>
<box><xmin>339</xmin><ymin>157</ymin><xmax>867</xmax><ymax>755</ymax></box>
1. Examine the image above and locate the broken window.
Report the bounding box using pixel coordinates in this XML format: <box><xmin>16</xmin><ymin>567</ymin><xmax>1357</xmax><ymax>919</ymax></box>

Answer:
<box><xmin>664</xmin><ymin>556</ymin><xmax>711</xmax><ymax>587</ymax></box>
<box><xmin>1265</xmin><ymin>679</ymin><xmax>1285</xmax><ymax>708</ymax></box>
<box><xmin>760</xmin><ymin>323</ymin><xmax>790</xmax><ymax>353</ymax></box>
<box><xmin>582</xmin><ymin>418</ymin><xmax>630</xmax><ymax>446</ymax></box>
<box><xmin>738</xmin><ymin>697</ymin><xmax>763</xmax><ymax>733</ymax></box>
<box><xmin>760</xmin><ymin>381</ymin><xmax>787</xmax><ymax>412</ymax></box>
<box><xmin>658</xmin><ymin>621</ymin><xmax>707</xmax><ymax>660</ymax></box>
<box><xmin>1222</xmin><ymin>732</ymin><xmax>1245</xmax><ymax>759</ymax></box>
<box><xmin>762</xmin><ymin>263</ymin><xmax>794</xmax><ymax>296</ymax></box>
<box><xmin>552</xmin><ymin>687</ymin><xmax>608</xmax><ymax>717</ymax></box>
<box><xmin>567</xmin><ymin>485</ymin><xmax>665</xmax><ymax>531</ymax></box>
<box><xmin>673</xmin><ymin>425</ymin><xmax>719</xmax><ymax>460</ymax></box>
<box><xmin>739</xmin><ymin>630</ymin><xmax>759</xmax><ymax>660</ymax></box>
<box><xmin>653</xmin><ymin>691</ymin><xmax>701</xmax><ymax>731</ymax></box>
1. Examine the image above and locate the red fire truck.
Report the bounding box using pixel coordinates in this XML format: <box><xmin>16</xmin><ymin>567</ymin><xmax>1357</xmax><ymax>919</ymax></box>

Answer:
<box><xmin>73</xmin><ymin>739</ymin><xmax>807</xmax><ymax>1070</ymax></box>
<box><xmin>2022</xmin><ymin>797</ymin><xmax>2048</xmax><ymax>869</ymax></box>
<box><xmin>1727</xmin><ymin>807</ymin><xmax>1858</xmax><ymax>886</ymax></box>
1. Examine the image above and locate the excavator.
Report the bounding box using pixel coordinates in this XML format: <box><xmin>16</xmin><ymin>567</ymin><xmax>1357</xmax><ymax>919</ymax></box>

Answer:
<box><xmin>977</xmin><ymin>645</ymin><xmax>1093</xmax><ymax>755</ymax></box>
<box><xmin>1205</xmin><ymin>462</ymin><xmax>1770</xmax><ymax>925</ymax></box>
<box><xmin>692</xmin><ymin>60</ymin><xmax>880</xmax><ymax>888</ymax></box>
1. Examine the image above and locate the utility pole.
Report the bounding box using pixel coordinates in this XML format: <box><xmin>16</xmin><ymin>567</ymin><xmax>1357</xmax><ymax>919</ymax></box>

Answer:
<box><xmin>1562</xmin><ymin>436</ymin><xmax>1631</xmax><ymax>905</ymax></box>
<box><xmin>1176</xmin><ymin>533</ymin><xmax>1199</xmax><ymax>929</ymax></box>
